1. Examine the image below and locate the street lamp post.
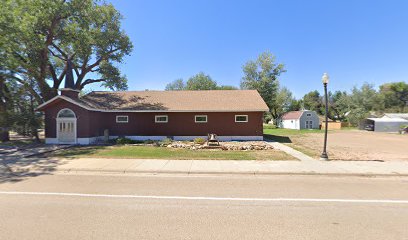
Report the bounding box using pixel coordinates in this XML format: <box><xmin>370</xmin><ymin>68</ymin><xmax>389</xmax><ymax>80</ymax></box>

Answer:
<box><xmin>320</xmin><ymin>73</ymin><xmax>329</xmax><ymax>161</ymax></box>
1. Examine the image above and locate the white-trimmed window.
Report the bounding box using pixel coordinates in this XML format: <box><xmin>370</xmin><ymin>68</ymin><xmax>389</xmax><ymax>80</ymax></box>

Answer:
<box><xmin>235</xmin><ymin>115</ymin><xmax>248</xmax><ymax>122</ymax></box>
<box><xmin>116</xmin><ymin>115</ymin><xmax>129</xmax><ymax>123</ymax></box>
<box><xmin>195</xmin><ymin>115</ymin><xmax>207</xmax><ymax>123</ymax></box>
<box><xmin>155</xmin><ymin>115</ymin><xmax>168</xmax><ymax>123</ymax></box>
<box><xmin>306</xmin><ymin>113</ymin><xmax>312</xmax><ymax>117</ymax></box>
<box><xmin>57</xmin><ymin>108</ymin><xmax>76</xmax><ymax>118</ymax></box>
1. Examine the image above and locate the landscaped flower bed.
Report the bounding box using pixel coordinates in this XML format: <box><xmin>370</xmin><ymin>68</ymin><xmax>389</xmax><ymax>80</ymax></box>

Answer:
<box><xmin>115</xmin><ymin>137</ymin><xmax>274</xmax><ymax>151</ymax></box>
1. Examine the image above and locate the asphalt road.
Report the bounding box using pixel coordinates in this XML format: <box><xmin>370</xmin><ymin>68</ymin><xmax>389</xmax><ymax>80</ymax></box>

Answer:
<box><xmin>0</xmin><ymin>173</ymin><xmax>408</xmax><ymax>239</ymax></box>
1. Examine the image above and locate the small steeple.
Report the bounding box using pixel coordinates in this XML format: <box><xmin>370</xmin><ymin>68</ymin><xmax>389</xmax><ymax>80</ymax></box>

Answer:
<box><xmin>60</xmin><ymin>58</ymin><xmax>80</xmax><ymax>99</ymax></box>
<box><xmin>64</xmin><ymin>59</ymin><xmax>75</xmax><ymax>89</ymax></box>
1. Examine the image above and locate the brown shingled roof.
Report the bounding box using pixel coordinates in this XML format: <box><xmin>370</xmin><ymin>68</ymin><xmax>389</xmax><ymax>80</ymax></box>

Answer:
<box><xmin>281</xmin><ymin>111</ymin><xmax>304</xmax><ymax>120</ymax></box>
<box><xmin>38</xmin><ymin>90</ymin><xmax>269</xmax><ymax>112</ymax></box>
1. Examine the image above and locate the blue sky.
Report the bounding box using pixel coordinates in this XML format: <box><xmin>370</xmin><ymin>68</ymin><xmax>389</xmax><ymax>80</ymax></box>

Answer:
<box><xmin>103</xmin><ymin>0</ymin><xmax>408</xmax><ymax>98</ymax></box>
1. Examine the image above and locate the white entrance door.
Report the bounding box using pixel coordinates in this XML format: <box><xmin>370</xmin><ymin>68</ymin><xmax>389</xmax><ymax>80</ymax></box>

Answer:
<box><xmin>56</xmin><ymin>109</ymin><xmax>77</xmax><ymax>144</ymax></box>
<box><xmin>57</xmin><ymin>120</ymin><xmax>76</xmax><ymax>143</ymax></box>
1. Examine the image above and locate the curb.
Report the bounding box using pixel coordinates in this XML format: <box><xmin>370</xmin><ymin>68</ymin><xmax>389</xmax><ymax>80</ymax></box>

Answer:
<box><xmin>17</xmin><ymin>168</ymin><xmax>408</xmax><ymax>178</ymax></box>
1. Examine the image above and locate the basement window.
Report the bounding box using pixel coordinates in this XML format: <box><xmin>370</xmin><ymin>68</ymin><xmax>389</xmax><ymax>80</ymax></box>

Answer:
<box><xmin>195</xmin><ymin>115</ymin><xmax>207</xmax><ymax>123</ymax></box>
<box><xmin>116</xmin><ymin>115</ymin><xmax>129</xmax><ymax>123</ymax></box>
<box><xmin>235</xmin><ymin>115</ymin><xmax>248</xmax><ymax>122</ymax></box>
<box><xmin>155</xmin><ymin>115</ymin><xmax>168</xmax><ymax>123</ymax></box>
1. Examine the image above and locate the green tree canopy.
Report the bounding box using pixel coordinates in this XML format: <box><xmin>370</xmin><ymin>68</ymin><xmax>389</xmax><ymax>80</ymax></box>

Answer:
<box><xmin>302</xmin><ymin>90</ymin><xmax>323</xmax><ymax>114</ymax></box>
<box><xmin>240</xmin><ymin>51</ymin><xmax>286</xmax><ymax>119</ymax></box>
<box><xmin>271</xmin><ymin>86</ymin><xmax>297</xmax><ymax>121</ymax></box>
<box><xmin>0</xmin><ymin>0</ymin><xmax>133</xmax><ymax>102</ymax></box>
<box><xmin>0</xmin><ymin>74</ymin><xmax>11</xmax><ymax>141</ymax></box>
<box><xmin>380</xmin><ymin>82</ymin><xmax>408</xmax><ymax>112</ymax></box>
<box><xmin>164</xmin><ymin>74</ymin><xmax>238</xmax><ymax>91</ymax></box>
<box><xmin>349</xmin><ymin>83</ymin><xmax>384</xmax><ymax>112</ymax></box>
<box><xmin>327</xmin><ymin>91</ymin><xmax>350</xmax><ymax>121</ymax></box>
<box><xmin>343</xmin><ymin>83</ymin><xmax>384</xmax><ymax>125</ymax></box>
<box><xmin>165</xmin><ymin>79</ymin><xmax>186</xmax><ymax>90</ymax></box>
<box><xmin>217</xmin><ymin>85</ymin><xmax>238</xmax><ymax>90</ymax></box>
<box><xmin>185</xmin><ymin>72</ymin><xmax>217</xmax><ymax>90</ymax></box>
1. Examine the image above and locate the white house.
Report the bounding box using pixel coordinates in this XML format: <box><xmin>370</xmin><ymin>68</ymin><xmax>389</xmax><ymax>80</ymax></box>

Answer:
<box><xmin>278</xmin><ymin>110</ymin><xmax>320</xmax><ymax>130</ymax></box>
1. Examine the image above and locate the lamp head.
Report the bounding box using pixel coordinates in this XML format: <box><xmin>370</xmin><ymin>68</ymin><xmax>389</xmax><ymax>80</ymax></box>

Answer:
<box><xmin>322</xmin><ymin>73</ymin><xmax>329</xmax><ymax>84</ymax></box>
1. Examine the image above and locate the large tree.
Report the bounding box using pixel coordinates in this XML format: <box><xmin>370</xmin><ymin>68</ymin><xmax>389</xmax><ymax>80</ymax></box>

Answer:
<box><xmin>11</xmin><ymin>80</ymin><xmax>43</xmax><ymax>141</ymax></box>
<box><xmin>0</xmin><ymin>75</ymin><xmax>42</xmax><ymax>141</ymax></box>
<box><xmin>380</xmin><ymin>82</ymin><xmax>408</xmax><ymax>112</ymax></box>
<box><xmin>345</xmin><ymin>83</ymin><xmax>384</xmax><ymax>125</ymax></box>
<box><xmin>0</xmin><ymin>0</ymin><xmax>133</xmax><ymax>103</ymax></box>
<box><xmin>302</xmin><ymin>90</ymin><xmax>323</xmax><ymax>115</ymax></box>
<box><xmin>217</xmin><ymin>85</ymin><xmax>238</xmax><ymax>90</ymax></box>
<box><xmin>270</xmin><ymin>86</ymin><xmax>296</xmax><ymax>121</ymax></box>
<box><xmin>327</xmin><ymin>91</ymin><xmax>350</xmax><ymax>121</ymax></box>
<box><xmin>240</xmin><ymin>51</ymin><xmax>286</xmax><ymax>119</ymax></box>
<box><xmin>0</xmin><ymin>74</ymin><xmax>11</xmax><ymax>141</ymax></box>
<box><xmin>349</xmin><ymin>83</ymin><xmax>384</xmax><ymax>112</ymax></box>
<box><xmin>186</xmin><ymin>72</ymin><xmax>217</xmax><ymax>90</ymax></box>
<box><xmin>302</xmin><ymin>90</ymin><xmax>351</xmax><ymax>120</ymax></box>
<box><xmin>165</xmin><ymin>75</ymin><xmax>238</xmax><ymax>91</ymax></box>
<box><xmin>165</xmin><ymin>78</ymin><xmax>186</xmax><ymax>91</ymax></box>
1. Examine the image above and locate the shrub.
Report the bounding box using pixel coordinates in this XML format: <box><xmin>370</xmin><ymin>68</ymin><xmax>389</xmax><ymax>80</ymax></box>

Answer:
<box><xmin>263</xmin><ymin>124</ymin><xmax>276</xmax><ymax>129</ymax></box>
<box><xmin>346</xmin><ymin>108</ymin><xmax>369</xmax><ymax>127</ymax></box>
<box><xmin>400</xmin><ymin>125</ymin><xmax>408</xmax><ymax>134</ymax></box>
<box><xmin>194</xmin><ymin>137</ymin><xmax>206</xmax><ymax>145</ymax></box>
<box><xmin>160</xmin><ymin>137</ymin><xmax>173</xmax><ymax>146</ymax></box>
<box><xmin>263</xmin><ymin>113</ymin><xmax>273</xmax><ymax>124</ymax></box>
<box><xmin>116</xmin><ymin>137</ymin><xmax>136</xmax><ymax>144</ymax></box>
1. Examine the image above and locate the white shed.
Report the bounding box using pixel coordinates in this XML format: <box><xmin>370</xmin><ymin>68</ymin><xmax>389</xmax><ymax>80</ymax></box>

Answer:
<box><xmin>278</xmin><ymin>110</ymin><xmax>320</xmax><ymax>130</ymax></box>
<box><xmin>366</xmin><ymin>117</ymin><xmax>408</xmax><ymax>132</ymax></box>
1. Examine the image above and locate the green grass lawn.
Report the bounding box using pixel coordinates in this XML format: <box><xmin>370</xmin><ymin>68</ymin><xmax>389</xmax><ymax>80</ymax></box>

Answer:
<box><xmin>51</xmin><ymin>145</ymin><xmax>295</xmax><ymax>160</ymax></box>
<box><xmin>263</xmin><ymin>126</ymin><xmax>323</xmax><ymax>143</ymax></box>
<box><xmin>263</xmin><ymin>125</ymin><xmax>323</xmax><ymax>157</ymax></box>
<box><xmin>263</xmin><ymin>128</ymin><xmax>323</xmax><ymax>136</ymax></box>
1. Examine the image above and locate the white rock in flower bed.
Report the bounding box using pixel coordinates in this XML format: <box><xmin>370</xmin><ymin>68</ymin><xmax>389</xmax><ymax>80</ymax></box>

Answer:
<box><xmin>160</xmin><ymin>140</ymin><xmax>273</xmax><ymax>151</ymax></box>
<box><xmin>221</xmin><ymin>141</ymin><xmax>274</xmax><ymax>151</ymax></box>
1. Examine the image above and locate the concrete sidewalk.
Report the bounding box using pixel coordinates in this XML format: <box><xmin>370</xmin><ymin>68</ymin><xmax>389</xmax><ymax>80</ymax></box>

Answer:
<box><xmin>2</xmin><ymin>142</ymin><xmax>408</xmax><ymax>177</ymax></box>
<box><xmin>9</xmin><ymin>157</ymin><xmax>406</xmax><ymax>176</ymax></box>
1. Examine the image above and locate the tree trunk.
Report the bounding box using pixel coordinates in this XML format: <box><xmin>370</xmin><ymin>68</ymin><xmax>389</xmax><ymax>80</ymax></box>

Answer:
<box><xmin>39</xmin><ymin>83</ymin><xmax>58</xmax><ymax>102</ymax></box>
<box><xmin>29</xmin><ymin>92</ymin><xmax>41</xmax><ymax>143</ymax></box>
<box><xmin>0</xmin><ymin>75</ymin><xmax>10</xmax><ymax>142</ymax></box>
<box><xmin>32</xmin><ymin>129</ymin><xmax>40</xmax><ymax>143</ymax></box>
<box><xmin>0</xmin><ymin>128</ymin><xmax>10</xmax><ymax>142</ymax></box>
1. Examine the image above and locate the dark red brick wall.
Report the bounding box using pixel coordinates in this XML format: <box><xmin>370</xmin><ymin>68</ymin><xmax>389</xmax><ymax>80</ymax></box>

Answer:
<box><xmin>101</xmin><ymin>111</ymin><xmax>263</xmax><ymax>136</ymax></box>
<box><xmin>43</xmin><ymin>100</ymin><xmax>264</xmax><ymax>138</ymax></box>
<box><xmin>44</xmin><ymin>101</ymin><xmax>93</xmax><ymax>138</ymax></box>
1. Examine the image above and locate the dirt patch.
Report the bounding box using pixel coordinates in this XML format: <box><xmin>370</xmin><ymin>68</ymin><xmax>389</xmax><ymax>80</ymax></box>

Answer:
<box><xmin>290</xmin><ymin>130</ymin><xmax>408</xmax><ymax>161</ymax></box>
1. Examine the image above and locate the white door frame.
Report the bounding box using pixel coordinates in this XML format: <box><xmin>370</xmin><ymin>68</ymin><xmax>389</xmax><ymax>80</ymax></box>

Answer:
<box><xmin>56</xmin><ymin>109</ymin><xmax>77</xmax><ymax>144</ymax></box>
